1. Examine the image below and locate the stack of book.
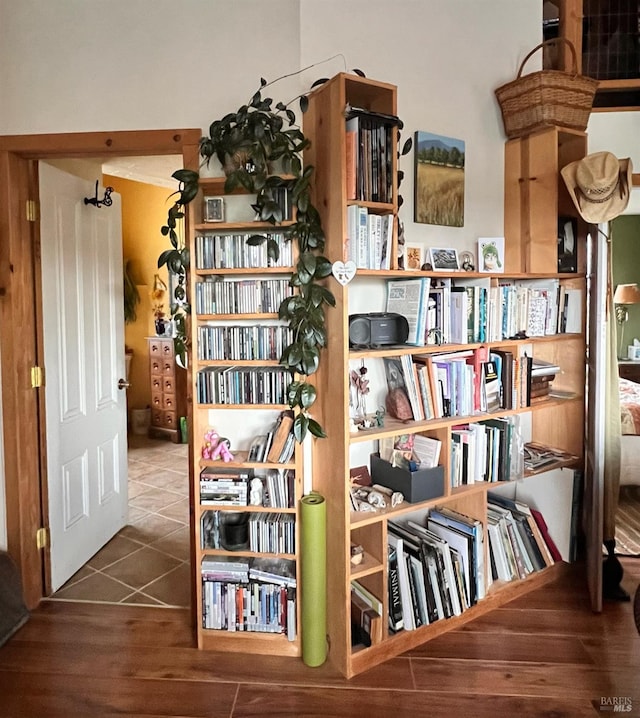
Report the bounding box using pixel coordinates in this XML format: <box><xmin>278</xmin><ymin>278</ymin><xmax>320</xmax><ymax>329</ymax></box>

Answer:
<box><xmin>247</xmin><ymin>410</ymin><xmax>296</xmax><ymax>464</ymax></box>
<box><xmin>486</xmin><ymin>494</ymin><xmax>556</xmax><ymax>583</ymax></box>
<box><xmin>529</xmin><ymin>359</ymin><xmax>560</xmax><ymax>404</ymax></box>
<box><xmin>200</xmin><ymin>466</ymin><xmax>253</xmax><ymax>506</ymax></box>
<box><xmin>385</xmin><ymin>508</ymin><xmax>486</xmax><ymax>634</ymax></box>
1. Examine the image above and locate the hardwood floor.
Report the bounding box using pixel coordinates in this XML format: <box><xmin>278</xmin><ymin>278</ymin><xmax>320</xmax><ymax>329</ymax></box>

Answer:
<box><xmin>0</xmin><ymin>559</ymin><xmax>638</xmax><ymax>717</ymax></box>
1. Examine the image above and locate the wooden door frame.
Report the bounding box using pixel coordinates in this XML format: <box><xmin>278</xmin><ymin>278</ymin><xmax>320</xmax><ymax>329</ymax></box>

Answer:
<box><xmin>0</xmin><ymin>129</ymin><xmax>201</xmax><ymax>610</ymax></box>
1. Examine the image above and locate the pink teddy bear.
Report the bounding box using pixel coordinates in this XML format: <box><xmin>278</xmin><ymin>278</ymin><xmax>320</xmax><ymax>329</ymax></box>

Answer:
<box><xmin>201</xmin><ymin>428</ymin><xmax>234</xmax><ymax>462</ymax></box>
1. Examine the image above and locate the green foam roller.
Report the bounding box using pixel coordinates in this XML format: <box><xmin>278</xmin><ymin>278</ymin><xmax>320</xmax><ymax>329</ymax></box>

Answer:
<box><xmin>300</xmin><ymin>491</ymin><xmax>327</xmax><ymax>667</ymax></box>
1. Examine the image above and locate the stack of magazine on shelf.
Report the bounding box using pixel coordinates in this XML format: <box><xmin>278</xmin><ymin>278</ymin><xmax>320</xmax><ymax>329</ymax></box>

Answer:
<box><xmin>486</xmin><ymin>493</ymin><xmax>556</xmax><ymax>583</ymax></box>
<box><xmin>384</xmin><ymin>508</ymin><xmax>485</xmax><ymax>634</ymax></box>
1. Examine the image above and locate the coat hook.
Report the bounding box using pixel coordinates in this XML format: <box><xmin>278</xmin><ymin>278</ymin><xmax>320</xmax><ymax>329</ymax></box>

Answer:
<box><xmin>84</xmin><ymin>180</ymin><xmax>114</xmax><ymax>208</ymax></box>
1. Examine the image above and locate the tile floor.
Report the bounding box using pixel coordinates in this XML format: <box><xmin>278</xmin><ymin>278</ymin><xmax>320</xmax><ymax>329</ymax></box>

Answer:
<box><xmin>49</xmin><ymin>434</ymin><xmax>191</xmax><ymax>608</ymax></box>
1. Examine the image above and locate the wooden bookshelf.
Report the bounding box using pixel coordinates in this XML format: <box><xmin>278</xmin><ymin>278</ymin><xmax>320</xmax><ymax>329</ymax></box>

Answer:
<box><xmin>303</xmin><ymin>73</ymin><xmax>587</xmax><ymax>678</ymax></box>
<box><xmin>188</xmin><ymin>177</ymin><xmax>303</xmax><ymax>657</ymax></box>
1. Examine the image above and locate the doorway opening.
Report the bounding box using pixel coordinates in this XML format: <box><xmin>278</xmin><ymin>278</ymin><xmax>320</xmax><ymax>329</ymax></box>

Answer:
<box><xmin>0</xmin><ymin>129</ymin><xmax>201</xmax><ymax>615</ymax></box>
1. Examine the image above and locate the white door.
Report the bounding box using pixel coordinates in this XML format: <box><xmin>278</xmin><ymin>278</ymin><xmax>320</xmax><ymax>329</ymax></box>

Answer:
<box><xmin>39</xmin><ymin>162</ymin><xmax>128</xmax><ymax>591</ymax></box>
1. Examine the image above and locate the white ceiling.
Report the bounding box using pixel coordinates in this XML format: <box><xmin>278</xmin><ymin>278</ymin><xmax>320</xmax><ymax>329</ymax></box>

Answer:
<box><xmin>102</xmin><ymin>155</ymin><xmax>183</xmax><ymax>189</ymax></box>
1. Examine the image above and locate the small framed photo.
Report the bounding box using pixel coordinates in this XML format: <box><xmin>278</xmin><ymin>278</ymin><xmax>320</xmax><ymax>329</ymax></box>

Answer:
<box><xmin>477</xmin><ymin>237</ymin><xmax>505</xmax><ymax>273</ymax></box>
<box><xmin>203</xmin><ymin>196</ymin><xmax>225</xmax><ymax>223</ymax></box>
<box><xmin>429</xmin><ymin>247</ymin><xmax>460</xmax><ymax>271</ymax></box>
<box><xmin>404</xmin><ymin>243</ymin><xmax>424</xmax><ymax>271</ymax></box>
<box><xmin>628</xmin><ymin>345</ymin><xmax>640</xmax><ymax>361</ymax></box>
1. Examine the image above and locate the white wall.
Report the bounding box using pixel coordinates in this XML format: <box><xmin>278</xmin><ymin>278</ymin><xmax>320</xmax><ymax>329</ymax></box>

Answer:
<box><xmin>0</xmin><ymin>0</ymin><xmax>546</xmax><ymax>534</ymax></box>
<box><xmin>300</xmin><ymin>0</ymin><xmax>542</xmax><ymax>258</ymax></box>
<box><xmin>588</xmin><ymin>112</ymin><xmax>640</xmax><ymax>169</ymax></box>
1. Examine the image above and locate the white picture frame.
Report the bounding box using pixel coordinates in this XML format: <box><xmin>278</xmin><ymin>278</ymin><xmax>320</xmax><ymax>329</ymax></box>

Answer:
<box><xmin>203</xmin><ymin>196</ymin><xmax>225</xmax><ymax>223</ymax></box>
<box><xmin>477</xmin><ymin>236</ymin><xmax>505</xmax><ymax>273</ymax></box>
<box><xmin>429</xmin><ymin>247</ymin><xmax>460</xmax><ymax>271</ymax></box>
<box><xmin>628</xmin><ymin>345</ymin><xmax>640</xmax><ymax>361</ymax></box>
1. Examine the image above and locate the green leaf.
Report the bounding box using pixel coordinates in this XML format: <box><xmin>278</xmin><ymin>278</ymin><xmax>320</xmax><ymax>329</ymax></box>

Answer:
<box><xmin>300</xmin><ymin>251</ymin><xmax>317</xmax><ymax>276</ymax></box>
<box><xmin>246</xmin><ymin>234</ymin><xmax>266</xmax><ymax>246</ymax></box>
<box><xmin>299</xmin><ymin>383</ymin><xmax>317</xmax><ymax>409</ymax></box>
<box><xmin>401</xmin><ymin>137</ymin><xmax>413</xmax><ymax>156</ymax></box>
<box><xmin>293</xmin><ymin>414</ymin><xmax>309</xmax><ymax>443</ymax></box>
<box><xmin>299</xmin><ymin>95</ymin><xmax>309</xmax><ymax>114</ymax></box>
<box><xmin>172</xmin><ymin>169</ymin><xmax>199</xmax><ymax>183</ymax></box>
<box><xmin>157</xmin><ymin>249</ymin><xmax>176</xmax><ymax>268</ymax></box>
<box><xmin>307</xmin><ymin>418</ymin><xmax>327</xmax><ymax>439</ymax></box>
<box><xmin>267</xmin><ymin>237</ymin><xmax>280</xmax><ymax>262</ymax></box>
<box><xmin>313</xmin><ymin>256</ymin><xmax>333</xmax><ymax>278</ymax></box>
<box><xmin>300</xmin><ymin>346</ymin><xmax>320</xmax><ymax>375</ymax></box>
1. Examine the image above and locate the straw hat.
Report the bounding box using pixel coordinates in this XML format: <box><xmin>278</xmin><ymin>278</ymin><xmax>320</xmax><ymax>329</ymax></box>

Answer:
<box><xmin>560</xmin><ymin>151</ymin><xmax>632</xmax><ymax>223</ymax></box>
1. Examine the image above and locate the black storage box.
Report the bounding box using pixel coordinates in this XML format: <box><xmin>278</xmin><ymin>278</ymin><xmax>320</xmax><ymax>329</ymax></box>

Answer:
<box><xmin>370</xmin><ymin>454</ymin><xmax>445</xmax><ymax>504</ymax></box>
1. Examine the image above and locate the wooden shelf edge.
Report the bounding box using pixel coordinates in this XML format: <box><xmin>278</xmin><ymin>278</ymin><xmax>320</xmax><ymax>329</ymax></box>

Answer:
<box><xmin>348</xmin><ymin>396</ymin><xmax>583</xmax><ymax>444</ymax></box>
<box><xmin>200</xmin><ymin>549</ymin><xmax>296</xmax><ymax>559</ymax></box>
<box><xmin>195</xmin><ymin>267</ymin><xmax>294</xmax><ymax>275</ymax></box>
<box><xmin>198</xmin><ymin>628</ymin><xmax>300</xmax><ymax>657</ymax></box>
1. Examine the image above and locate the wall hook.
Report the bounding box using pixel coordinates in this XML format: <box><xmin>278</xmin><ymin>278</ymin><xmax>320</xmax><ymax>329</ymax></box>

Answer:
<box><xmin>84</xmin><ymin>180</ymin><xmax>114</xmax><ymax>208</ymax></box>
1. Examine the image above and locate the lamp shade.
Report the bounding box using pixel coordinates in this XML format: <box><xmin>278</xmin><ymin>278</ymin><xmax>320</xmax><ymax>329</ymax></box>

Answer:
<box><xmin>613</xmin><ymin>283</ymin><xmax>640</xmax><ymax>305</ymax></box>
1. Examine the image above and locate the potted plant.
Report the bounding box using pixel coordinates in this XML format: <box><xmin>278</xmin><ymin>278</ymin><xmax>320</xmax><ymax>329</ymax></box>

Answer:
<box><xmin>149</xmin><ymin>273</ymin><xmax>169</xmax><ymax>336</ymax></box>
<box><xmin>159</xmin><ymin>74</ymin><xmax>335</xmax><ymax>441</ymax></box>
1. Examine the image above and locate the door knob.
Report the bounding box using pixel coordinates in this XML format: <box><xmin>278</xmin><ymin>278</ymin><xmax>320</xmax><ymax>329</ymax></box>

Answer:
<box><xmin>118</xmin><ymin>378</ymin><xmax>130</xmax><ymax>390</ymax></box>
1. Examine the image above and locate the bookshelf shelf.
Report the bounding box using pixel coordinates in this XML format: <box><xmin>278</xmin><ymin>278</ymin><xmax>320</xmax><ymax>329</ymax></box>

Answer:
<box><xmin>200</xmin><ymin>454</ymin><xmax>296</xmax><ymax>471</ymax></box>
<box><xmin>199</xmin><ymin>505</ymin><xmax>298</xmax><ymax>515</ymax></box>
<box><xmin>350</xmin><ymin>552</ymin><xmax>383</xmax><ymax>580</ymax></box>
<box><xmin>304</xmin><ymin>73</ymin><xmax>587</xmax><ymax>678</ymax></box>
<box><xmin>194</xmin><ymin>220</ymin><xmax>295</xmax><ymax>232</ymax></box>
<box><xmin>195</xmin><ymin>267</ymin><xmax>294</xmax><ymax>276</ymax></box>
<box><xmin>189</xmin><ymin>165</ymin><xmax>303</xmax><ymax>657</ymax></box>
<box><xmin>201</xmin><ymin>549</ymin><xmax>297</xmax><ymax>560</ymax></box>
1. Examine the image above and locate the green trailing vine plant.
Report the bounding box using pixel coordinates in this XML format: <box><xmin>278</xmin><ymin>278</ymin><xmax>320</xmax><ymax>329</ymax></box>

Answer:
<box><xmin>159</xmin><ymin>72</ymin><xmax>341</xmax><ymax>442</ymax></box>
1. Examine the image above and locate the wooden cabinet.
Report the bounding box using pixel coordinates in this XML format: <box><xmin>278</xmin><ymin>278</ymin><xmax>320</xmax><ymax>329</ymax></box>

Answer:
<box><xmin>303</xmin><ymin>73</ymin><xmax>587</xmax><ymax>678</ymax></box>
<box><xmin>503</xmin><ymin>126</ymin><xmax>588</xmax><ymax>274</ymax></box>
<box><xmin>619</xmin><ymin>361</ymin><xmax>640</xmax><ymax>382</ymax></box>
<box><xmin>187</xmin><ymin>177</ymin><xmax>302</xmax><ymax>656</ymax></box>
<box><xmin>147</xmin><ymin>336</ymin><xmax>187</xmax><ymax>442</ymax></box>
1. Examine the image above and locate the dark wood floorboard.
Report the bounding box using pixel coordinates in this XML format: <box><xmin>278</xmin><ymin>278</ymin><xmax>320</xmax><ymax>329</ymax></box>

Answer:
<box><xmin>0</xmin><ymin>558</ymin><xmax>638</xmax><ymax>717</ymax></box>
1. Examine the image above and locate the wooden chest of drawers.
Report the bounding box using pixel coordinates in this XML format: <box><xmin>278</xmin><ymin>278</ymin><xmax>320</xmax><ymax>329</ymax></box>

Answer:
<box><xmin>148</xmin><ymin>337</ymin><xmax>187</xmax><ymax>442</ymax></box>
<box><xmin>619</xmin><ymin>360</ymin><xmax>640</xmax><ymax>383</ymax></box>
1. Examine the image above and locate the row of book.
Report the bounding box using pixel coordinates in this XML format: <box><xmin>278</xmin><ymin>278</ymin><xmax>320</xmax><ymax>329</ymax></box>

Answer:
<box><xmin>201</xmin><ymin>510</ymin><xmax>295</xmax><ymax>554</ymax></box>
<box><xmin>450</xmin><ymin>416</ymin><xmax>521</xmax><ymax>487</ymax></box>
<box><xmin>200</xmin><ymin>466</ymin><xmax>252</xmax><ymax>506</ymax></box>
<box><xmin>384</xmin><ymin>348</ymin><xmax>561</xmax><ymax>426</ymax></box>
<box><xmin>196</xmin><ymin>324</ymin><xmax>293</xmax><ymax>362</ymax></box>
<box><xmin>201</xmin><ymin>557</ymin><xmax>296</xmax><ymax>639</ymax></box>
<box><xmin>248</xmin><ymin>410</ymin><xmax>297</xmax><ymax>466</ymax></box>
<box><xmin>487</xmin><ymin>493</ymin><xmax>559</xmax><ymax>582</ymax></box>
<box><xmin>345</xmin><ymin>105</ymin><xmax>396</xmax><ymax>204</ymax></box>
<box><xmin>194</xmin><ymin>277</ymin><xmax>293</xmax><ymax>315</ymax></box>
<box><xmin>377</xmin><ymin>500</ymin><xmax>559</xmax><ymax>642</ymax></box>
<box><xmin>385</xmin><ymin>277</ymin><xmax>582</xmax><ymax>347</ymax></box>
<box><xmin>196</xmin><ymin>365</ymin><xmax>290</xmax><ymax>405</ymax></box>
<box><xmin>346</xmin><ymin>205</ymin><xmax>394</xmax><ymax>270</ymax></box>
<box><xmin>247</xmin><ymin>513</ymin><xmax>295</xmax><ymax>554</ymax></box>
<box><xmin>194</xmin><ymin>232</ymin><xmax>294</xmax><ymax>270</ymax></box>
<box><xmin>385</xmin><ymin>507</ymin><xmax>486</xmax><ymax>635</ymax></box>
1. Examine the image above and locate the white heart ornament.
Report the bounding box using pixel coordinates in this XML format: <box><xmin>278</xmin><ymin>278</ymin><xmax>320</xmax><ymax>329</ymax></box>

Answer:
<box><xmin>332</xmin><ymin>260</ymin><xmax>356</xmax><ymax>286</ymax></box>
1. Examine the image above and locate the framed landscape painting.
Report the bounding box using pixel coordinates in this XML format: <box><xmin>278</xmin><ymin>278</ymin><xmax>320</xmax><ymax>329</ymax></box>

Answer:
<box><xmin>414</xmin><ymin>131</ymin><xmax>465</xmax><ymax>227</ymax></box>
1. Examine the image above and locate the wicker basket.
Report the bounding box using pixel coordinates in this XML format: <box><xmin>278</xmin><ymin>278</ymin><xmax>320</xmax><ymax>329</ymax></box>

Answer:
<box><xmin>495</xmin><ymin>38</ymin><xmax>599</xmax><ymax>139</ymax></box>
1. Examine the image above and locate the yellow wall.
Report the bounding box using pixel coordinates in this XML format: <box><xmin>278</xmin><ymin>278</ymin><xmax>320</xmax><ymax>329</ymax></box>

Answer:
<box><xmin>104</xmin><ymin>174</ymin><xmax>172</xmax><ymax>418</ymax></box>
